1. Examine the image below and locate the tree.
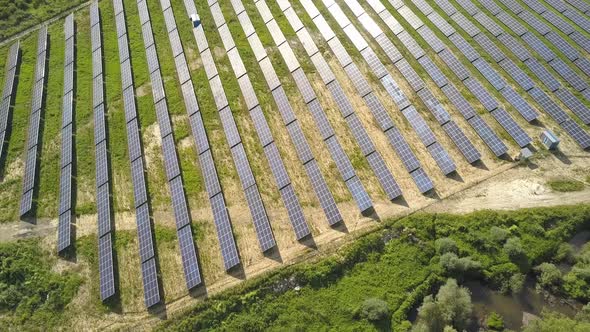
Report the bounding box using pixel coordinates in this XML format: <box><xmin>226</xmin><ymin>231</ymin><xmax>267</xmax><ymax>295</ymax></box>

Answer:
<box><xmin>509</xmin><ymin>273</ymin><xmax>525</xmax><ymax>295</ymax></box>
<box><xmin>414</xmin><ymin>279</ymin><xmax>473</xmax><ymax>332</ymax></box>
<box><xmin>489</xmin><ymin>226</ymin><xmax>509</xmax><ymax>243</ymax></box>
<box><xmin>439</xmin><ymin>253</ymin><xmax>481</xmax><ymax>277</ymax></box>
<box><xmin>504</xmin><ymin>237</ymin><xmax>525</xmax><ymax>259</ymax></box>
<box><xmin>414</xmin><ymin>295</ymin><xmax>444</xmax><ymax>332</ymax></box>
<box><xmin>357</xmin><ymin>298</ymin><xmax>390</xmax><ymax>322</ymax></box>
<box><xmin>535</xmin><ymin>263</ymin><xmax>562</xmax><ymax>290</ymax></box>
<box><xmin>555</xmin><ymin>242</ymin><xmax>575</xmax><ymax>264</ymax></box>
<box><xmin>435</xmin><ymin>238</ymin><xmax>458</xmax><ymax>255</ymax></box>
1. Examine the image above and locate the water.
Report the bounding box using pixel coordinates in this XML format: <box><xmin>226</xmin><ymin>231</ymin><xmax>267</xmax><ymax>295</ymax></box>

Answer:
<box><xmin>466</xmin><ymin>280</ymin><xmax>579</xmax><ymax>330</ymax></box>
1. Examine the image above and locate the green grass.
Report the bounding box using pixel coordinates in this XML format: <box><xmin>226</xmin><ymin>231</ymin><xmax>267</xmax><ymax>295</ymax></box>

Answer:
<box><xmin>0</xmin><ymin>0</ymin><xmax>87</xmax><ymax>41</ymax></box>
<box><xmin>547</xmin><ymin>178</ymin><xmax>585</xmax><ymax>192</ymax></box>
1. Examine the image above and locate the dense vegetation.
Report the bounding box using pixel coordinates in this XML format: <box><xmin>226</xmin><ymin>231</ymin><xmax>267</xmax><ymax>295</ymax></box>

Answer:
<box><xmin>0</xmin><ymin>240</ymin><xmax>82</xmax><ymax>329</ymax></box>
<box><xmin>0</xmin><ymin>0</ymin><xmax>86</xmax><ymax>40</ymax></box>
<box><xmin>160</xmin><ymin>204</ymin><xmax>590</xmax><ymax>331</ymax></box>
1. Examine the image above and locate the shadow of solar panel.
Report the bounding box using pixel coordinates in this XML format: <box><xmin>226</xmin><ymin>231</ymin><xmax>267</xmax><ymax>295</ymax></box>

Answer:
<box><xmin>57</xmin><ymin>212</ymin><xmax>71</xmax><ymax>252</ymax></box>
<box><xmin>525</xmin><ymin>58</ymin><xmax>560</xmax><ymax>92</ymax></box>
<box><xmin>57</xmin><ymin>175</ymin><xmax>72</xmax><ymax>220</ymax></box>
<box><xmin>141</xmin><ymin>258</ymin><xmax>160</xmax><ymax>308</ymax></box>
<box><xmin>474</xmin><ymin>34</ymin><xmax>504</xmax><ymax>63</ymax></box>
<box><xmin>131</xmin><ymin>159</ymin><xmax>148</xmax><ymax>207</ymax></box>
<box><xmin>177</xmin><ymin>225</ymin><xmax>201</xmax><ymax>289</ymax></box>
<box><xmin>279</xmin><ymin>184</ymin><xmax>310</xmax><ymax>240</ymax></box>
<box><xmin>440</xmin><ymin>84</ymin><xmax>476</xmax><ymax>119</ymax></box>
<box><xmin>464</xmin><ymin>78</ymin><xmax>498</xmax><ymax>111</ymax></box>
<box><xmin>555</xmin><ymin>88</ymin><xmax>590</xmax><ymax>124</ymax></box>
<box><xmin>491</xmin><ymin>108</ymin><xmax>531</xmax><ymax>147</ymax></box>
<box><xmin>403</xmin><ymin>106</ymin><xmax>437</xmax><ymax>146</ymax></box>
<box><xmin>385</xmin><ymin>126</ymin><xmax>421</xmax><ymax>172</ymax></box>
<box><xmin>561</xmin><ymin>119</ymin><xmax>590</xmax><ymax>149</ymax></box>
<box><xmin>97</xmin><ymin>183</ymin><xmax>111</xmax><ymax>237</ymax></box>
<box><xmin>244</xmin><ymin>185</ymin><xmax>275</xmax><ymax>251</ymax></box>
<box><xmin>366</xmin><ymin>151</ymin><xmax>402</xmax><ymax>200</ymax></box>
<box><xmin>361</xmin><ymin>48</ymin><xmax>388</xmax><ymax>79</ymax></box>
<box><xmin>418</xmin><ymin>26</ymin><xmax>445</xmax><ymax>53</ymax></box>
<box><xmin>273</xmin><ymin>86</ymin><xmax>297</xmax><ymax>126</ymax></box>
<box><xmin>501</xmin><ymin>87</ymin><xmax>538</xmax><ymax>122</ymax></box>
<box><xmin>305</xmin><ymin>159</ymin><xmax>342</xmax><ymax>225</ymax></box>
<box><xmin>499</xmin><ymin>60</ymin><xmax>534</xmax><ymax>91</ymax></box>
<box><xmin>410</xmin><ymin>167</ymin><xmax>434</xmax><ymax>193</ymax></box>
<box><xmin>473</xmin><ymin>59</ymin><xmax>505</xmax><ymax>91</ymax></box>
<box><xmin>98</xmin><ymin>234</ymin><xmax>116</xmax><ymax>301</ymax></box>
<box><xmin>443</xmin><ymin>121</ymin><xmax>481</xmax><ymax>163</ymax></box>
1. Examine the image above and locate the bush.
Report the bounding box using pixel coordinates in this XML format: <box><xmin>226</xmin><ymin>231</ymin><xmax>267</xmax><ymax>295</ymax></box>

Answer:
<box><xmin>535</xmin><ymin>263</ymin><xmax>562</xmax><ymax>290</ymax></box>
<box><xmin>509</xmin><ymin>273</ymin><xmax>526</xmax><ymax>295</ymax></box>
<box><xmin>487</xmin><ymin>312</ymin><xmax>504</xmax><ymax>330</ymax></box>
<box><xmin>357</xmin><ymin>298</ymin><xmax>390</xmax><ymax>321</ymax></box>
<box><xmin>415</xmin><ymin>279</ymin><xmax>472</xmax><ymax>332</ymax></box>
<box><xmin>435</xmin><ymin>238</ymin><xmax>458</xmax><ymax>255</ymax></box>
<box><xmin>490</xmin><ymin>226</ymin><xmax>510</xmax><ymax>243</ymax></box>
<box><xmin>440</xmin><ymin>253</ymin><xmax>481</xmax><ymax>277</ymax></box>
<box><xmin>547</xmin><ymin>179</ymin><xmax>585</xmax><ymax>192</ymax></box>
<box><xmin>555</xmin><ymin>243</ymin><xmax>575</xmax><ymax>263</ymax></box>
<box><xmin>504</xmin><ymin>237</ymin><xmax>525</xmax><ymax>259</ymax></box>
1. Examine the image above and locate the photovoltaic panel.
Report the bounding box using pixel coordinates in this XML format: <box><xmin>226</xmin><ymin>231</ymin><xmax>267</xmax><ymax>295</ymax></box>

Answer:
<box><xmin>491</xmin><ymin>108</ymin><xmax>532</xmax><ymax>147</ymax></box>
<box><xmin>546</xmin><ymin>32</ymin><xmax>578</xmax><ymax>62</ymax></box>
<box><xmin>126</xmin><ymin>119</ymin><xmax>142</xmax><ymax>162</ymax></box>
<box><xmin>417</xmin><ymin>89</ymin><xmax>451</xmax><ymax>124</ymax></box>
<box><xmin>474</xmin><ymin>34</ymin><xmax>505</xmax><ymax>63</ymax></box>
<box><xmin>273</xmin><ymin>87</ymin><xmax>297</xmax><ymax>126</ymax></box>
<box><xmin>199</xmin><ymin>149</ymin><xmax>222</xmax><ymax>197</ymax></box>
<box><xmin>136</xmin><ymin>202</ymin><xmax>155</xmax><ymax>263</ymax></box>
<box><xmin>443</xmin><ymin>121</ymin><xmax>481</xmax><ymax>163</ymax></box>
<box><xmin>529</xmin><ymin>87</ymin><xmax>569</xmax><ymax>124</ymax></box>
<box><xmin>227</xmin><ymin>48</ymin><xmax>246</xmax><ymax>80</ymax></box>
<box><xmin>345</xmin><ymin>176</ymin><xmax>373</xmax><ymax>213</ymax></box>
<box><xmin>60</xmin><ymin>124</ymin><xmax>73</xmax><ymax>166</ymax></box>
<box><xmin>396</xmin><ymin>58</ymin><xmax>425</xmax><ymax>92</ymax></box>
<box><xmin>473</xmin><ymin>59</ymin><xmax>505</xmax><ymax>91</ymax></box>
<box><xmin>451</xmin><ymin>12</ymin><xmax>481</xmax><ymax>37</ymax></box>
<box><xmin>427</xmin><ymin>142</ymin><xmax>456</xmax><ymax>175</ymax></box>
<box><xmin>250</xmin><ymin>106</ymin><xmax>274</xmax><ymax>148</ymax></box>
<box><xmin>555</xmin><ymin>88</ymin><xmax>590</xmax><ymax>124</ymax></box>
<box><xmin>499</xmin><ymin>60</ymin><xmax>534</xmax><ymax>91</ymax></box>
<box><xmin>346</xmin><ymin>113</ymin><xmax>375</xmax><ymax>156</ymax></box>
<box><xmin>174</xmin><ymin>56</ymin><xmax>190</xmax><ymax>85</ymax></box>
<box><xmin>479</xmin><ymin>0</ymin><xmax>502</xmax><ymax>14</ymax></box>
<box><xmin>551</xmin><ymin>59</ymin><xmax>587</xmax><ymax>92</ymax></box>
<box><xmin>131</xmin><ymin>159</ymin><xmax>148</xmax><ymax>207</ymax></box>
<box><xmin>381</xmin><ymin>75</ymin><xmax>411</xmax><ymax>110</ymax></box>
<box><xmin>522</xmin><ymin>33</ymin><xmax>555</xmax><ymax>62</ymax></box>
<box><xmin>218</xmin><ymin>107</ymin><xmax>241</xmax><ymax>149</ymax></box>
<box><xmin>438</xmin><ymin>50</ymin><xmax>470</xmax><ymax>81</ymax></box>
<box><xmin>141</xmin><ymin>258</ymin><xmax>161</xmax><ymax>308</ymax></box>
<box><xmin>463</xmin><ymin>78</ymin><xmax>498</xmax><ymax>111</ymax></box>
<box><xmin>209</xmin><ymin>76</ymin><xmax>228</xmax><ymax>110</ymax></box>
<box><xmin>98</xmin><ymin>235</ymin><xmax>115</xmax><ymax>301</ymax></box>
<box><xmin>561</xmin><ymin>119</ymin><xmax>590</xmax><ymax>149</ymax></box>
<box><xmin>97</xmin><ymin>183</ymin><xmax>111</xmax><ymax>237</ymax></box>
<box><xmin>418</xmin><ymin>57</ymin><xmax>447</xmax><ymax>88</ymax></box>
<box><xmin>259</xmin><ymin>57</ymin><xmax>281</xmax><ymax>91</ymax></box>
<box><xmin>57</xmin><ymin>212</ymin><xmax>71</xmax><ymax>252</ymax></box>
<box><xmin>366</xmin><ymin>151</ymin><xmax>402</xmax><ymax>200</ymax></box>
<box><xmin>501</xmin><ymin>87</ymin><xmax>539</xmax><ymax>122</ymax></box>
<box><xmin>449</xmin><ymin>33</ymin><xmax>479</xmax><ymax>62</ymax></box>
<box><xmin>264</xmin><ymin>143</ymin><xmax>290</xmax><ymax>190</ymax></box>
<box><xmin>181</xmin><ymin>81</ymin><xmax>199</xmax><ymax>116</ymax></box>
<box><xmin>231</xmin><ymin>143</ymin><xmax>257</xmax><ymax>191</ymax></box>
<box><xmin>95</xmin><ymin>141</ymin><xmax>108</xmax><ymax>187</ymax></box>
<box><xmin>576</xmin><ymin>58</ymin><xmax>590</xmax><ymax>77</ymax></box>
<box><xmin>418</xmin><ymin>26</ymin><xmax>445</xmax><ymax>53</ymax></box>
<box><xmin>162</xmin><ymin>135</ymin><xmax>181</xmax><ymax>181</ymax></box>
<box><xmin>163</xmin><ymin>8</ymin><xmax>176</xmax><ymax>33</ymax></box>
<box><xmin>410</xmin><ymin>167</ymin><xmax>434</xmax><ymax>193</ymax></box>
<box><xmin>244</xmin><ymin>184</ymin><xmax>275</xmax><ymax>252</ymax></box>
<box><xmin>177</xmin><ymin>225</ymin><xmax>201</xmax><ymax>289</ymax></box>
<box><xmin>238</xmin><ymin>12</ymin><xmax>255</xmax><ymax>37</ymax></box>
<box><xmin>467</xmin><ymin>115</ymin><xmax>508</xmax><ymax>156</ymax></box>
<box><xmin>497</xmin><ymin>13</ymin><xmax>528</xmax><ymax>37</ymax></box>
<box><xmin>325</xmin><ymin>135</ymin><xmax>356</xmax><ymax>182</ymax></box>
<box><xmin>364</xmin><ymin>92</ymin><xmax>395</xmax><ymax>131</ymax></box>
<box><xmin>570</xmin><ymin>31</ymin><xmax>590</xmax><ymax>53</ymax></box>
<box><xmin>433</xmin><ymin>0</ymin><xmax>456</xmax><ymax>15</ymax></box>
<box><xmin>525</xmin><ymin>58</ymin><xmax>560</xmax><ymax>92</ymax></box>
<box><xmin>542</xmin><ymin>11</ymin><xmax>574</xmax><ymax>35</ymax></box>
<box><xmin>305</xmin><ymin>160</ymin><xmax>342</xmax><ymax>225</ymax></box>
<box><xmin>326</xmin><ymin>80</ymin><xmax>354</xmax><ymax>118</ymax></box>
<box><xmin>402</xmin><ymin>106</ymin><xmax>437</xmax><ymax>146</ymax></box>
<box><xmin>343</xmin><ymin>63</ymin><xmax>372</xmax><ymax>98</ymax></box>
<box><xmin>279</xmin><ymin>184</ymin><xmax>311</xmax><ymax>240</ymax></box>
<box><xmin>519</xmin><ymin>12</ymin><xmax>551</xmax><ymax>35</ymax></box>
<box><xmin>362</xmin><ymin>48</ymin><xmax>389</xmax><ymax>79</ymax></box>
<box><xmin>441</xmin><ymin>84</ymin><xmax>476</xmax><ymax>119</ymax></box>
<box><xmin>397</xmin><ymin>31</ymin><xmax>425</xmax><ymax>60</ymax></box>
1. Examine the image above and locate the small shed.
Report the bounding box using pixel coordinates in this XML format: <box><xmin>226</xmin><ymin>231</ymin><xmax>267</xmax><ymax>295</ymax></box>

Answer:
<box><xmin>519</xmin><ymin>147</ymin><xmax>533</xmax><ymax>160</ymax></box>
<box><xmin>540</xmin><ymin>130</ymin><xmax>560</xmax><ymax>150</ymax></box>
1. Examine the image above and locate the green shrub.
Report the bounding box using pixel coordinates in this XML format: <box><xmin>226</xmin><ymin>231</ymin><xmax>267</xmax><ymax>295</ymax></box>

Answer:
<box><xmin>435</xmin><ymin>238</ymin><xmax>458</xmax><ymax>255</ymax></box>
<box><xmin>504</xmin><ymin>237</ymin><xmax>525</xmax><ymax>259</ymax></box>
<box><xmin>439</xmin><ymin>253</ymin><xmax>481</xmax><ymax>277</ymax></box>
<box><xmin>487</xmin><ymin>312</ymin><xmax>504</xmax><ymax>330</ymax></box>
<box><xmin>357</xmin><ymin>298</ymin><xmax>390</xmax><ymax>321</ymax></box>
<box><xmin>555</xmin><ymin>243</ymin><xmax>575</xmax><ymax>263</ymax></box>
<box><xmin>547</xmin><ymin>179</ymin><xmax>585</xmax><ymax>192</ymax></box>
<box><xmin>489</xmin><ymin>226</ymin><xmax>510</xmax><ymax>243</ymax></box>
<box><xmin>414</xmin><ymin>279</ymin><xmax>472</xmax><ymax>332</ymax></box>
<box><xmin>509</xmin><ymin>273</ymin><xmax>526</xmax><ymax>295</ymax></box>
<box><xmin>535</xmin><ymin>263</ymin><xmax>562</xmax><ymax>290</ymax></box>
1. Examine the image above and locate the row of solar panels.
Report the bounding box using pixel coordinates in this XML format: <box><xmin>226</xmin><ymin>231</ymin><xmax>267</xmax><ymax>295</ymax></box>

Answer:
<box><xmin>114</xmin><ymin>0</ymin><xmax>161</xmax><ymax>308</ymax></box>
<box><xmin>276</xmin><ymin>0</ymin><xmax>405</xmax><ymax>203</ymax></box>
<box><xmin>208</xmin><ymin>1</ymin><xmax>313</xmax><ymax>240</ymax></box>
<box><xmin>89</xmin><ymin>3</ymin><xmax>117</xmax><ymax>303</ymax></box>
<box><xmin>138</xmin><ymin>0</ymin><xmax>202</xmax><ymax>295</ymax></box>
<box><xmin>0</xmin><ymin>41</ymin><xmax>19</xmax><ymax>169</ymax></box>
<box><xmin>57</xmin><ymin>14</ymin><xmax>76</xmax><ymax>253</ymax></box>
<box><xmin>256</xmin><ymin>0</ymin><xmax>376</xmax><ymax>213</ymax></box>
<box><xmin>20</xmin><ymin>26</ymin><xmax>48</xmax><ymax>218</ymax></box>
<box><xmin>439</xmin><ymin>0</ymin><xmax>590</xmax><ymax>149</ymax></box>
<box><xmin>230</xmin><ymin>0</ymin><xmax>345</xmax><ymax>225</ymax></box>
<box><xmin>565</xmin><ymin>0</ymin><xmax>590</xmax><ymax>15</ymax></box>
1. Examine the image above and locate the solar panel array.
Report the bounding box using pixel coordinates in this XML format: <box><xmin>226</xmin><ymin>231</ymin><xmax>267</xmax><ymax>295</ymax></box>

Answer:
<box><xmin>462</xmin><ymin>0</ymin><xmax>590</xmax><ymax>147</ymax></box>
<box><xmin>57</xmin><ymin>14</ymin><xmax>76</xmax><ymax>254</ymax></box>
<box><xmin>113</xmin><ymin>0</ymin><xmax>160</xmax><ymax>308</ymax></box>
<box><xmin>206</xmin><ymin>1</ymin><xmax>312</xmax><ymax>239</ymax></box>
<box><xmin>0</xmin><ymin>41</ymin><xmax>19</xmax><ymax>171</ymax></box>
<box><xmin>20</xmin><ymin>26</ymin><xmax>48</xmax><ymax>218</ymax></box>
<box><xmin>417</xmin><ymin>0</ymin><xmax>534</xmax><ymax>148</ymax></box>
<box><xmin>161</xmin><ymin>2</ymin><xmax>239</xmax><ymax>272</ymax></box>
<box><xmin>255</xmin><ymin>0</ymin><xmax>374</xmax><ymax>209</ymax></box>
<box><xmin>138</xmin><ymin>0</ymin><xmax>202</xmax><ymax>291</ymax></box>
<box><xmin>275</xmin><ymin>0</ymin><xmax>402</xmax><ymax>201</ymax></box>
<box><xmin>358</xmin><ymin>0</ymin><xmax>482</xmax><ymax>165</ymax></box>
<box><xmin>184</xmin><ymin>1</ymin><xmax>278</xmax><ymax>253</ymax></box>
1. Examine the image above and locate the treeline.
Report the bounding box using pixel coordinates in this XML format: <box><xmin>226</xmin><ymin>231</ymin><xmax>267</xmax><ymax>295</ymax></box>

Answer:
<box><xmin>0</xmin><ymin>0</ymin><xmax>85</xmax><ymax>40</ymax></box>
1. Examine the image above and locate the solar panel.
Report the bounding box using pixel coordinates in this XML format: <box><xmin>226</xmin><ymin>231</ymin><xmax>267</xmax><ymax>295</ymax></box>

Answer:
<box><xmin>131</xmin><ymin>159</ymin><xmax>148</xmax><ymax>207</ymax></box>
<box><xmin>561</xmin><ymin>119</ymin><xmax>590</xmax><ymax>149</ymax></box>
<box><xmin>291</xmin><ymin>68</ymin><xmax>316</xmax><ymax>104</ymax></box>
<box><xmin>542</xmin><ymin>11</ymin><xmax>574</xmax><ymax>35</ymax></box>
<box><xmin>441</xmin><ymin>84</ymin><xmax>477</xmax><ymax>120</ymax></box>
<box><xmin>61</xmin><ymin>92</ymin><xmax>73</xmax><ymax>129</ymax></box>
<box><xmin>366</xmin><ymin>151</ymin><xmax>402</xmax><ymax>200</ymax></box>
<box><xmin>417</xmin><ymin>89</ymin><xmax>451</xmax><ymax>124</ymax></box>
<box><xmin>175</xmin><ymin>225</ymin><xmax>201</xmax><ymax>290</ymax></box>
<box><xmin>209</xmin><ymin>75</ymin><xmax>229</xmax><ymax>110</ymax></box>
<box><xmin>345</xmin><ymin>175</ymin><xmax>373</xmax><ymax>212</ymax></box>
<box><xmin>259</xmin><ymin>57</ymin><xmax>281</xmax><ymax>91</ymax></box>
<box><xmin>375</xmin><ymin>34</ymin><xmax>403</xmax><ymax>65</ymax></box>
<box><xmin>35</xmin><ymin>51</ymin><xmax>46</xmax><ymax>81</ymax></box>
<box><xmin>279</xmin><ymin>184</ymin><xmax>310</xmax><ymax>240</ymax></box>
<box><xmin>474</xmin><ymin>13</ymin><xmax>504</xmax><ymax>37</ymax></box>
<box><xmin>546</xmin><ymin>32</ymin><xmax>578</xmax><ymax>61</ymax></box>
<box><xmin>58</xmin><ymin>165</ymin><xmax>72</xmax><ymax>214</ymax></box>
<box><xmin>438</xmin><ymin>49</ymin><xmax>470</xmax><ymax>81</ymax></box>
<box><xmin>346</xmin><ymin>113</ymin><xmax>375</xmax><ymax>156</ymax></box>
<box><xmin>381</xmin><ymin>75</ymin><xmax>411</xmax><ymax>110</ymax></box>
<box><xmin>304</xmin><ymin>159</ymin><xmax>342</xmax><ymax>225</ymax></box>
<box><xmin>396</xmin><ymin>58</ymin><xmax>425</xmax><ymax>92</ymax></box>
<box><xmin>208</xmin><ymin>192</ymin><xmax>240</xmax><ymax>270</ymax></box>
<box><xmin>473</xmin><ymin>59</ymin><xmax>505</xmax><ymax>91</ymax></box>
<box><xmin>525</xmin><ymin>58</ymin><xmax>560</xmax><ymax>92</ymax></box>
<box><xmin>501</xmin><ymin>87</ymin><xmax>539</xmax><ymax>122</ymax></box>
<box><xmin>521</xmin><ymin>33</ymin><xmax>555</xmax><ymax>62</ymax></box>
<box><xmin>455</xmin><ymin>0</ymin><xmax>479</xmax><ymax>15</ymax></box>
<box><xmin>56</xmin><ymin>212</ymin><xmax>71</xmax><ymax>254</ymax></box>
<box><xmin>444</xmin><ymin>120</ymin><xmax>481</xmax><ymax>163</ymax></box>
<box><xmin>325</xmin><ymin>135</ymin><xmax>356</xmax><ymax>182</ymax></box>
<box><xmin>361</xmin><ymin>48</ymin><xmax>388</xmax><ymax>79</ymax></box>
<box><xmin>398</xmin><ymin>6</ymin><xmax>424</xmax><ymax>30</ymax></box>
<box><xmin>417</xmin><ymin>26</ymin><xmax>445</xmax><ymax>54</ymax></box>
<box><xmin>449</xmin><ymin>33</ymin><xmax>479</xmax><ymax>62</ymax></box>
<box><xmin>410</xmin><ymin>167</ymin><xmax>434</xmax><ymax>193</ymax></box>
<box><xmin>467</xmin><ymin>115</ymin><xmax>507</xmax><ymax>156</ymax></box>
<box><xmin>162</xmin><ymin>135</ymin><xmax>180</xmax><ymax>181</ymax></box>
<box><xmin>479</xmin><ymin>0</ymin><xmax>502</xmax><ymax>14</ymax></box>
<box><xmin>278</xmin><ymin>42</ymin><xmax>300</xmax><ymax>73</ymax></box>
<box><xmin>272</xmin><ymin>86</ymin><xmax>297</xmax><ymax>126</ymax></box>
<box><xmin>327</xmin><ymin>80</ymin><xmax>354</xmax><ymax>118</ymax></box>
<box><xmin>218</xmin><ymin>106</ymin><xmax>241</xmax><ymax>149</ymax></box>
<box><xmin>248</xmin><ymin>106</ymin><xmax>273</xmax><ymax>148</ymax></box>
<box><xmin>403</xmin><ymin>106</ymin><xmax>437</xmax><ymax>146</ymax></box>
<box><xmin>313</xmin><ymin>15</ymin><xmax>337</xmax><ymax>42</ymax></box>
<box><xmin>434</xmin><ymin>0</ymin><xmax>457</xmax><ymax>15</ymax></box>
<box><xmin>181</xmin><ymin>81</ymin><xmax>199</xmax><ymax>116</ymax></box>
<box><xmin>297</xmin><ymin>29</ymin><xmax>320</xmax><ymax>57</ymax></box>
<box><xmin>244</xmin><ymin>184</ymin><xmax>275</xmax><ymax>252</ymax></box>
<box><xmin>342</xmin><ymin>63</ymin><xmax>371</xmax><ymax>97</ymax></box>
<box><xmin>174</xmin><ymin>55</ymin><xmax>190</xmax><ymax>86</ymax></box>
<box><xmin>98</xmin><ymin>234</ymin><xmax>115</xmax><ymax>301</ymax></box>
<box><xmin>551</xmin><ymin>58</ymin><xmax>587</xmax><ymax>92</ymax></box>
<box><xmin>463</xmin><ymin>78</ymin><xmax>498</xmax><ymax>111</ymax></box>
<box><xmin>136</xmin><ymin>202</ymin><xmax>155</xmax><ymax>263</ymax></box>
<box><xmin>523</xmin><ymin>0</ymin><xmax>547</xmax><ymax>13</ymax></box>
<box><xmin>555</xmin><ymin>88</ymin><xmax>590</xmax><ymax>124</ymax></box>
<box><xmin>519</xmin><ymin>12</ymin><xmax>551</xmax><ymax>35</ymax></box>
<box><xmin>413</xmin><ymin>0</ymin><xmax>434</xmax><ymax>14</ymax></box>
<box><xmin>497</xmin><ymin>12</ymin><xmax>528</xmax><ymax>37</ymax></box>
<box><xmin>97</xmin><ymin>183</ymin><xmax>111</xmax><ymax>237</ymax></box>
<box><xmin>428</xmin><ymin>142</ymin><xmax>456</xmax><ymax>175</ymax></box>
<box><xmin>163</xmin><ymin>8</ymin><xmax>176</xmax><ymax>33</ymax></box>
<box><xmin>227</xmin><ymin>48</ymin><xmax>246</xmax><ymax>80</ymax></box>
<box><xmin>380</xmin><ymin>11</ymin><xmax>405</xmax><ymax>35</ymax></box>
<box><xmin>529</xmin><ymin>87</ymin><xmax>569</xmax><ymax>124</ymax></box>
<box><xmin>499</xmin><ymin>59</ymin><xmax>534</xmax><ymax>91</ymax></box>
<box><xmin>491</xmin><ymin>108</ymin><xmax>532</xmax><ymax>147</ymax></box>
<box><xmin>141</xmin><ymin>258</ymin><xmax>161</xmax><ymax>308</ymax></box>
<box><xmin>397</xmin><ymin>31</ymin><xmax>425</xmax><ymax>60</ymax></box>
<box><xmin>451</xmin><ymin>12</ymin><xmax>481</xmax><ymax>37</ymax></box>
<box><xmin>238</xmin><ymin>75</ymin><xmax>259</xmax><ymax>111</ymax></box>
<box><xmin>60</xmin><ymin>124</ymin><xmax>73</xmax><ymax>166</ymax></box>
<box><xmin>570</xmin><ymin>31</ymin><xmax>590</xmax><ymax>54</ymax></box>
<box><xmin>474</xmin><ymin>34</ymin><xmax>505</xmax><ymax>63</ymax></box>
<box><xmin>418</xmin><ymin>57</ymin><xmax>447</xmax><ymax>88</ymax></box>
<box><xmin>575</xmin><ymin>58</ymin><xmax>590</xmax><ymax>77</ymax></box>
